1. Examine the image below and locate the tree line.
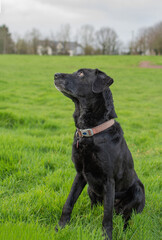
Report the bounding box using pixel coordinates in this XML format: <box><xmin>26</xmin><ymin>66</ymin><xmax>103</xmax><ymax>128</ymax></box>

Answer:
<box><xmin>130</xmin><ymin>21</ymin><xmax>162</xmax><ymax>55</ymax></box>
<box><xmin>0</xmin><ymin>22</ymin><xmax>162</xmax><ymax>55</ymax></box>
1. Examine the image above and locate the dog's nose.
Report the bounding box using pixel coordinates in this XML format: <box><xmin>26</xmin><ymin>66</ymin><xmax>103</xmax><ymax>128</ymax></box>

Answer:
<box><xmin>55</xmin><ymin>73</ymin><xmax>62</xmax><ymax>79</ymax></box>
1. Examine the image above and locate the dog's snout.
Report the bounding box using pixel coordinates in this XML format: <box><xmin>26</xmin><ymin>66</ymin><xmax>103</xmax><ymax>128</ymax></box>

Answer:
<box><xmin>55</xmin><ymin>73</ymin><xmax>60</xmax><ymax>79</ymax></box>
<box><xmin>54</xmin><ymin>73</ymin><xmax>64</xmax><ymax>79</ymax></box>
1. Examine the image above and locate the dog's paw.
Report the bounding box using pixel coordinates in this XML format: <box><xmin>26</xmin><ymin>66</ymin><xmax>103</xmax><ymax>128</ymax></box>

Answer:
<box><xmin>55</xmin><ymin>218</ymin><xmax>70</xmax><ymax>232</ymax></box>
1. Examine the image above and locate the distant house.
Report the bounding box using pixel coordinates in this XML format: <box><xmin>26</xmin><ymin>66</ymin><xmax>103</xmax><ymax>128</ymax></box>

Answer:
<box><xmin>37</xmin><ymin>40</ymin><xmax>83</xmax><ymax>56</ymax></box>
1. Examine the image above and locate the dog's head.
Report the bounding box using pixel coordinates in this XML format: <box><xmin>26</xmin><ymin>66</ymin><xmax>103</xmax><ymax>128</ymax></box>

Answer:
<box><xmin>54</xmin><ymin>68</ymin><xmax>113</xmax><ymax>99</ymax></box>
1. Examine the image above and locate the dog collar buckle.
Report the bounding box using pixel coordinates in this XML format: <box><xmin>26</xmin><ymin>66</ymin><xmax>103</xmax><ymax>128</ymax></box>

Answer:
<box><xmin>77</xmin><ymin>128</ymin><xmax>94</xmax><ymax>137</ymax></box>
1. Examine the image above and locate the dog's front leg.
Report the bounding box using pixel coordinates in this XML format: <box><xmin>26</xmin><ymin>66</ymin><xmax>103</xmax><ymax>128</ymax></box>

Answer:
<box><xmin>58</xmin><ymin>173</ymin><xmax>86</xmax><ymax>228</ymax></box>
<box><xmin>103</xmin><ymin>178</ymin><xmax>115</xmax><ymax>240</ymax></box>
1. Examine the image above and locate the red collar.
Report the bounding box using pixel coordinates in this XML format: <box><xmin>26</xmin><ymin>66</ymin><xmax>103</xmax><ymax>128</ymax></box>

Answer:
<box><xmin>76</xmin><ymin>119</ymin><xmax>115</xmax><ymax>138</ymax></box>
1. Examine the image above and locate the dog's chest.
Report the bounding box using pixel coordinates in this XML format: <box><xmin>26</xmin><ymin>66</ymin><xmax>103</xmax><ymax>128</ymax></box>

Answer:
<box><xmin>74</xmin><ymin>142</ymin><xmax>105</xmax><ymax>194</ymax></box>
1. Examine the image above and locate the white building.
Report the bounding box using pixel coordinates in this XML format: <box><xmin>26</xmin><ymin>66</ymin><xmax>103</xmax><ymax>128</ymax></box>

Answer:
<box><xmin>37</xmin><ymin>41</ymin><xmax>83</xmax><ymax>56</ymax></box>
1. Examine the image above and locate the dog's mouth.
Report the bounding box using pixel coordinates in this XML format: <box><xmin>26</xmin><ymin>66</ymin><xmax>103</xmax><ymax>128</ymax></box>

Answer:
<box><xmin>54</xmin><ymin>79</ymin><xmax>74</xmax><ymax>98</ymax></box>
<box><xmin>54</xmin><ymin>73</ymin><xmax>77</xmax><ymax>98</ymax></box>
<box><xmin>54</xmin><ymin>79</ymin><xmax>65</xmax><ymax>92</ymax></box>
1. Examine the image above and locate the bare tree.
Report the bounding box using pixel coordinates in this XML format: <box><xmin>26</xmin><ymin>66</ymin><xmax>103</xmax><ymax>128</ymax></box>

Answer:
<box><xmin>15</xmin><ymin>38</ymin><xmax>28</xmax><ymax>54</ymax></box>
<box><xmin>130</xmin><ymin>21</ymin><xmax>162</xmax><ymax>55</ymax></box>
<box><xmin>57</xmin><ymin>24</ymin><xmax>71</xmax><ymax>54</ymax></box>
<box><xmin>79</xmin><ymin>25</ymin><xmax>95</xmax><ymax>55</ymax></box>
<box><xmin>136</xmin><ymin>28</ymin><xmax>149</xmax><ymax>54</ymax></box>
<box><xmin>149</xmin><ymin>22</ymin><xmax>162</xmax><ymax>55</ymax></box>
<box><xmin>24</xmin><ymin>28</ymin><xmax>41</xmax><ymax>54</ymax></box>
<box><xmin>96</xmin><ymin>27</ymin><xmax>119</xmax><ymax>55</ymax></box>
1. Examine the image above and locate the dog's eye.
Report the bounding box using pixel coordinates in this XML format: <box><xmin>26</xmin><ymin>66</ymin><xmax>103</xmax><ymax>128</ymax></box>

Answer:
<box><xmin>78</xmin><ymin>71</ymin><xmax>84</xmax><ymax>77</ymax></box>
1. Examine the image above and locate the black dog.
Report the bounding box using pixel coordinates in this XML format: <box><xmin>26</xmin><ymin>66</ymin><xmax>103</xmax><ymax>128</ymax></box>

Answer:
<box><xmin>54</xmin><ymin>69</ymin><xmax>145</xmax><ymax>240</ymax></box>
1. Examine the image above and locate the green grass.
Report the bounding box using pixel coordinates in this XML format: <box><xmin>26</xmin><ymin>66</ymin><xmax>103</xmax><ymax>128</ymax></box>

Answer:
<box><xmin>0</xmin><ymin>55</ymin><xmax>161</xmax><ymax>240</ymax></box>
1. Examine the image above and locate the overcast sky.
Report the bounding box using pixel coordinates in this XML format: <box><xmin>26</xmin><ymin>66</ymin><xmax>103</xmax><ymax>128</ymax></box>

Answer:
<box><xmin>0</xmin><ymin>0</ymin><xmax>162</xmax><ymax>44</ymax></box>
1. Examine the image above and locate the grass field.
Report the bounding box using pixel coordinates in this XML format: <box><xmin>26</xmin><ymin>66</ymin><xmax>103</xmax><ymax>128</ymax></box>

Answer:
<box><xmin>0</xmin><ymin>55</ymin><xmax>161</xmax><ymax>240</ymax></box>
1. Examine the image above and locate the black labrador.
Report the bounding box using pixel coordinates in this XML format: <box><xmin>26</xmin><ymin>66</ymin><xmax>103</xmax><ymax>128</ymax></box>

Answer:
<box><xmin>54</xmin><ymin>69</ymin><xmax>145</xmax><ymax>240</ymax></box>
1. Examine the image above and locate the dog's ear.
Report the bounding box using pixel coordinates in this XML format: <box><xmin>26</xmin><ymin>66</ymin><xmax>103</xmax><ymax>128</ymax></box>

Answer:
<box><xmin>92</xmin><ymin>69</ymin><xmax>114</xmax><ymax>93</ymax></box>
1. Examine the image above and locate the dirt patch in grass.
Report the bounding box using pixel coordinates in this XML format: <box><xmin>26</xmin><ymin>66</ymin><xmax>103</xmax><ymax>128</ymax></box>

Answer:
<box><xmin>139</xmin><ymin>61</ymin><xmax>162</xmax><ymax>69</ymax></box>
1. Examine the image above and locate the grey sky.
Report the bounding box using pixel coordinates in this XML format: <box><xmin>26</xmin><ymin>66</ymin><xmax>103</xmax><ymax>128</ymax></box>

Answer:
<box><xmin>0</xmin><ymin>0</ymin><xmax>162</xmax><ymax>43</ymax></box>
